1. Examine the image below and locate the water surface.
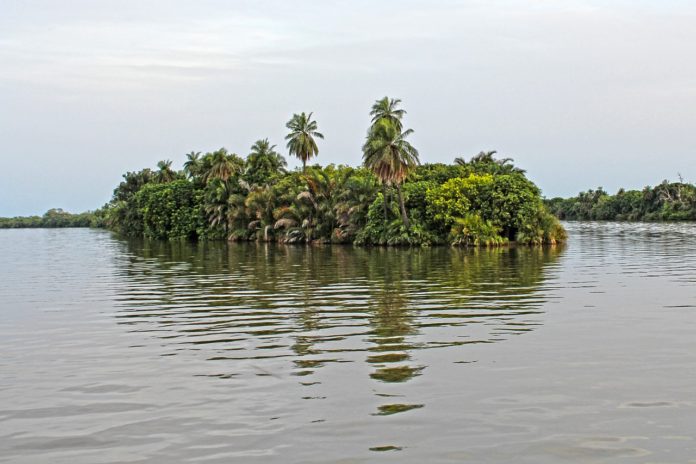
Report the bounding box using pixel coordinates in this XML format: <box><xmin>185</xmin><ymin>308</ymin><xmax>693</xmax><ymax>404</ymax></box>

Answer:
<box><xmin>1</xmin><ymin>223</ymin><xmax>696</xmax><ymax>463</ymax></box>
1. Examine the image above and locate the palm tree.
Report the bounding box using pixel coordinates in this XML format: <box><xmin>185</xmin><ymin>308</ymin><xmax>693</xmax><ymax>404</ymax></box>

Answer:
<box><xmin>370</xmin><ymin>97</ymin><xmax>405</xmax><ymax>131</ymax></box>
<box><xmin>335</xmin><ymin>170</ymin><xmax>379</xmax><ymax>240</ymax></box>
<box><xmin>204</xmin><ymin>148</ymin><xmax>243</xmax><ymax>183</ymax></box>
<box><xmin>363</xmin><ymin>119</ymin><xmax>420</xmax><ymax>227</ymax></box>
<box><xmin>273</xmin><ymin>204</ymin><xmax>310</xmax><ymax>243</ymax></box>
<box><xmin>455</xmin><ymin>150</ymin><xmax>525</xmax><ymax>174</ymax></box>
<box><xmin>245</xmin><ymin>184</ymin><xmax>277</xmax><ymax>241</ymax></box>
<box><xmin>455</xmin><ymin>150</ymin><xmax>497</xmax><ymax>166</ymax></box>
<box><xmin>154</xmin><ymin>160</ymin><xmax>176</xmax><ymax>183</ymax></box>
<box><xmin>204</xmin><ymin>178</ymin><xmax>232</xmax><ymax>232</ymax></box>
<box><xmin>272</xmin><ymin>166</ymin><xmax>355</xmax><ymax>243</ymax></box>
<box><xmin>285</xmin><ymin>112</ymin><xmax>323</xmax><ymax>171</ymax></box>
<box><xmin>472</xmin><ymin>150</ymin><xmax>498</xmax><ymax>164</ymax></box>
<box><xmin>366</xmin><ymin>97</ymin><xmax>408</xmax><ymax>222</ymax></box>
<box><xmin>183</xmin><ymin>151</ymin><xmax>202</xmax><ymax>179</ymax></box>
<box><xmin>225</xmin><ymin>192</ymin><xmax>249</xmax><ymax>238</ymax></box>
<box><xmin>245</xmin><ymin>139</ymin><xmax>287</xmax><ymax>186</ymax></box>
<box><xmin>299</xmin><ymin>166</ymin><xmax>352</xmax><ymax>240</ymax></box>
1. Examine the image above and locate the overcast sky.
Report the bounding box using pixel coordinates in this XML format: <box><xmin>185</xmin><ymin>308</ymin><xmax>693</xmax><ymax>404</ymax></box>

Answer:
<box><xmin>1</xmin><ymin>0</ymin><xmax>695</xmax><ymax>216</ymax></box>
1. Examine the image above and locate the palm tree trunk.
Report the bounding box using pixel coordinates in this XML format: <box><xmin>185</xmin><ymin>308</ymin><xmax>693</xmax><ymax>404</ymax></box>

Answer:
<box><xmin>382</xmin><ymin>183</ymin><xmax>389</xmax><ymax>222</ymax></box>
<box><xmin>396</xmin><ymin>183</ymin><xmax>409</xmax><ymax>228</ymax></box>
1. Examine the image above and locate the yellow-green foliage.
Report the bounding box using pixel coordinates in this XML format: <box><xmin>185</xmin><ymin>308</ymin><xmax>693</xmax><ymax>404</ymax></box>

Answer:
<box><xmin>425</xmin><ymin>173</ymin><xmax>561</xmax><ymax>246</ymax></box>
<box><xmin>426</xmin><ymin>174</ymin><xmax>493</xmax><ymax>227</ymax></box>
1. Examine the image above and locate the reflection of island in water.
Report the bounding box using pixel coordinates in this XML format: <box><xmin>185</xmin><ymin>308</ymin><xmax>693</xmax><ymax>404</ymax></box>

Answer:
<box><xmin>113</xmin><ymin>241</ymin><xmax>563</xmax><ymax>411</ymax></box>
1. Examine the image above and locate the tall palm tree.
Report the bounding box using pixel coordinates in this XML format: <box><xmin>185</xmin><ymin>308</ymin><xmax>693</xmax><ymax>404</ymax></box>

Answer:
<box><xmin>362</xmin><ymin>119</ymin><xmax>420</xmax><ymax>227</ymax></box>
<box><xmin>285</xmin><ymin>112</ymin><xmax>323</xmax><ymax>171</ymax></box>
<box><xmin>367</xmin><ymin>97</ymin><xmax>408</xmax><ymax>221</ymax></box>
<box><xmin>183</xmin><ymin>151</ymin><xmax>202</xmax><ymax>179</ymax></box>
<box><xmin>154</xmin><ymin>160</ymin><xmax>176</xmax><ymax>183</ymax></box>
<box><xmin>245</xmin><ymin>139</ymin><xmax>287</xmax><ymax>186</ymax></box>
<box><xmin>370</xmin><ymin>97</ymin><xmax>405</xmax><ymax>131</ymax></box>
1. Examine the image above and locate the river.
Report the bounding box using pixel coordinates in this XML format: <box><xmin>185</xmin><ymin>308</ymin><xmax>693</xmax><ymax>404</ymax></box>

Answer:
<box><xmin>1</xmin><ymin>222</ymin><xmax>695</xmax><ymax>463</ymax></box>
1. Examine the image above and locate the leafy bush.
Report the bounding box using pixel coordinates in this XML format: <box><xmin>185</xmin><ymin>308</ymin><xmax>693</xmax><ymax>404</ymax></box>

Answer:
<box><xmin>424</xmin><ymin>172</ymin><xmax>561</xmax><ymax>245</ymax></box>
<box><xmin>449</xmin><ymin>214</ymin><xmax>507</xmax><ymax>247</ymax></box>
<box><xmin>135</xmin><ymin>180</ymin><xmax>202</xmax><ymax>240</ymax></box>
<box><xmin>354</xmin><ymin>194</ymin><xmax>438</xmax><ymax>246</ymax></box>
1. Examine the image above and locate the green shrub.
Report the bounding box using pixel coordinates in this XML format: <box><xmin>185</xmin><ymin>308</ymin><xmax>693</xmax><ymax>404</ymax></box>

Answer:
<box><xmin>449</xmin><ymin>213</ymin><xmax>507</xmax><ymax>247</ymax></box>
<box><xmin>135</xmin><ymin>180</ymin><xmax>202</xmax><ymax>240</ymax></box>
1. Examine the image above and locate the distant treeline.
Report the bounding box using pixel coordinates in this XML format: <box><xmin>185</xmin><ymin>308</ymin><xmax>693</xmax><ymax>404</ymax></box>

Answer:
<box><xmin>545</xmin><ymin>181</ymin><xmax>696</xmax><ymax>221</ymax></box>
<box><xmin>0</xmin><ymin>208</ymin><xmax>104</xmax><ymax>229</ymax></box>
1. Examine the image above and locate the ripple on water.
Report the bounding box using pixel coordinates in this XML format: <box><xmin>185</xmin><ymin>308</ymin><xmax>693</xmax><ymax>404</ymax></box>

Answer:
<box><xmin>2</xmin><ymin>224</ymin><xmax>696</xmax><ymax>462</ymax></box>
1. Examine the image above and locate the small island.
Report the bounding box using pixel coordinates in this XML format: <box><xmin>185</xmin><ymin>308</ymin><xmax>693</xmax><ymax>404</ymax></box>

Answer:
<box><xmin>85</xmin><ymin>98</ymin><xmax>564</xmax><ymax>247</ymax></box>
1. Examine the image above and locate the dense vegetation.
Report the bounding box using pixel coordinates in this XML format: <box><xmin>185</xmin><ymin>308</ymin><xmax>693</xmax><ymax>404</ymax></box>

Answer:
<box><xmin>0</xmin><ymin>98</ymin><xmax>564</xmax><ymax>245</ymax></box>
<box><xmin>546</xmin><ymin>181</ymin><xmax>696</xmax><ymax>221</ymax></box>
<box><xmin>99</xmin><ymin>98</ymin><xmax>564</xmax><ymax>246</ymax></box>
<box><xmin>0</xmin><ymin>209</ymin><xmax>103</xmax><ymax>229</ymax></box>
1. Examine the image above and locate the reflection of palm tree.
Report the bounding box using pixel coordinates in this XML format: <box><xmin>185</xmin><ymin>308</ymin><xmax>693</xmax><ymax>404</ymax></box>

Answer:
<box><xmin>364</xmin><ymin>251</ymin><xmax>422</xmax><ymax>384</ymax></box>
<box><xmin>114</xmin><ymin>240</ymin><xmax>564</xmax><ymax>390</ymax></box>
<box><xmin>368</xmin><ymin>298</ymin><xmax>423</xmax><ymax>383</ymax></box>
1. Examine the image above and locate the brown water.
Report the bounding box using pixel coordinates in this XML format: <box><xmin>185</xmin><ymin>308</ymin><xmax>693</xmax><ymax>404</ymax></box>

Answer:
<box><xmin>1</xmin><ymin>222</ymin><xmax>696</xmax><ymax>463</ymax></box>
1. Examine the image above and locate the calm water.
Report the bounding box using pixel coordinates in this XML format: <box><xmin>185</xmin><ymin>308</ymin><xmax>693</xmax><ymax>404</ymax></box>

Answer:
<box><xmin>1</xmin><ymin>223</ymin><xmax>696</xmax><ymax>463</ymax></box>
